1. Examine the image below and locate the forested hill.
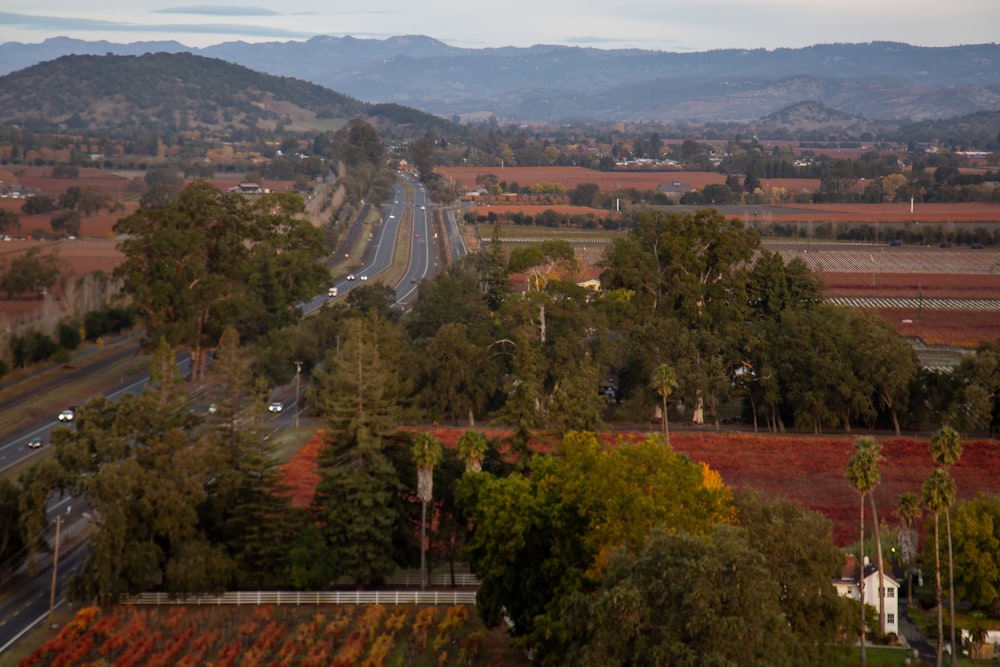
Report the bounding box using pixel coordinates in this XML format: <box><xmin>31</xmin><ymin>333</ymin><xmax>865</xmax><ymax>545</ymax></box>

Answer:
<box><xmin>0</xmin><ymin>52</ymin><xmax>457</xmax><ymax>137</ymax></box>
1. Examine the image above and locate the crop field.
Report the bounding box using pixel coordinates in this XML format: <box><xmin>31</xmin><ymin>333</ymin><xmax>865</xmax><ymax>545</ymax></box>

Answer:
<box><xmin>17</xmin><ymin>602</ymin><xmax>525</xmax><ymax>667</ymax></box>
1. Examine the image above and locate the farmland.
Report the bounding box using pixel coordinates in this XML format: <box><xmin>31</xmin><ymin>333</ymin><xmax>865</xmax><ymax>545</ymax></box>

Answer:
<box><xmin>17</xmin><ymin>603</ymin><xmax>525</xmax><ymax>667</ymax></box>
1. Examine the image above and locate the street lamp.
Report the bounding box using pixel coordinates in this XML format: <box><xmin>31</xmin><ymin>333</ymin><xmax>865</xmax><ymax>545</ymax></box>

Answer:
<box><xmin>294</xmin><ymin>361</ymin><xmax>302</xmax><ymax>429</ymax></box>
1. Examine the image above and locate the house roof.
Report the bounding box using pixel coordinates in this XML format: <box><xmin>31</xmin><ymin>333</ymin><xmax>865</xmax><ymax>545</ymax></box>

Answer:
<box><xmin>837</xmin><ymin>553</ymin><xmax>899</xmax><ymax>586</ymax></box>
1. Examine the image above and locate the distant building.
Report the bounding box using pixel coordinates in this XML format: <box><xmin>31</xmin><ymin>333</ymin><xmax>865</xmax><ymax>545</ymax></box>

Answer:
<box><xmin>656</xmin><ymin>181</ymin><xmax>693</xmax><ymax>201</ymax></box>
<box><xmin>229</xmin><ymin>182</ymin><xmax>266</xmax><ymax>195</ymax></box>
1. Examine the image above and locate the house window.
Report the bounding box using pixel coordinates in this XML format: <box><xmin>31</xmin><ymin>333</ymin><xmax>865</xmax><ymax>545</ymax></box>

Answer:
<box><xmin>887</xmin><ymin>588</ymin><xmax>894</xmax><ymax>598</ymax></box>
<box><xmin>888</xmin><ymin>613</ymin><xmax>895</xmax><ymax>625</ymax></box>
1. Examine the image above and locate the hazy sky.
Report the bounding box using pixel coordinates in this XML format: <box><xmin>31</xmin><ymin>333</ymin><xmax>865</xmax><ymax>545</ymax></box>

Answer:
<box><xmin>1</xmin><ymin>1</ymin><xmax>997</xmax><ymax>52</ymax></box>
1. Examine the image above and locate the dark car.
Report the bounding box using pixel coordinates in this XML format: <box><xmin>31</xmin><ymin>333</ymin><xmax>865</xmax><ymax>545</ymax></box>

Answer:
<box><xmin>971</xmin><ymin>242</ymin><xmax>985</xmax><ymax>249</ymax></box>
<box><xmin>27</xmin><ymin>437</ymin><xmax>43</xmax><ymax>448</ymax></box>
<box><xmin>889</xmin><ymin>239</ymin><xmax>903</xmax><ymax>247</ymax></box>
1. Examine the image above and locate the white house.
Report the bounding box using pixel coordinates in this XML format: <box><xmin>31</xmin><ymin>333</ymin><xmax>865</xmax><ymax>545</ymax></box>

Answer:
<box><xmin>833</xmin><ymin>555</ymin><xmax>899</xmax><ymax>636</ymax></box>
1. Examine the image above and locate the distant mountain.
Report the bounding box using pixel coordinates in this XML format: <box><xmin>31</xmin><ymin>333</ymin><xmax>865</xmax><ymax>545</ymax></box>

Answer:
<box><xmin>0</xmin><ymin>51</ymin><xmax>455</xmax><ymax>137</ymax></box>
<box><xmin>1</xmin><ymin>37</ymin><xmax>999</xmax><ymax>123</ymax></box>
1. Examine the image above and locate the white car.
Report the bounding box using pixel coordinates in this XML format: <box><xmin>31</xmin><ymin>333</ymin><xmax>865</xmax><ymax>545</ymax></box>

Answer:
<box><xmin>268</xmin><ymin>402</ymin><xmax>283</xmax><ymax>413</ymax></box>
<box><xmin>58</xmin><ymin>407</ymin><xmax>76</xmax><ymax>422</ymax></box>
<box><xmin>347</xmin><ymin>274</ymin><xmax>356</xmax><ymax>281</ymax></box>
<box><xmin>360</xmin><ymin>275</ymin><xmax>368</xmax><ymax>281</ymax></box>
<box><xmin>327</xmin><ymin>286</ymin><xmax>338</xmax><ymax>298</ymax></box>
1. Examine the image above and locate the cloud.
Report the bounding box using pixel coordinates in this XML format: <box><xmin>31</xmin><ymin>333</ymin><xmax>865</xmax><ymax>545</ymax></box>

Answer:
<box><xmin>0</xmin><ymin>11</ymin><xmax>313</xmax><ymax>39</ymax></box>
<box><xmin>155</xmin><ymin>6</ymin><xmax>282</xmax><ymax>16</ymax></box>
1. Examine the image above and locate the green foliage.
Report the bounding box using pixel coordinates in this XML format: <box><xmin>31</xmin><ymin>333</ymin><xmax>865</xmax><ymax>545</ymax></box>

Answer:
<box><xmin>10</xmin><ymin>329</ymin><xmax>57</xmax><ymax>367</ymax></box>
<box><xmin>0</xmin><ymin>478</ymin><xmax>27</xmax><ymax>578</ymax></box>
<box><xmin>57</xmin><ymin>319</ymin><xmax>83</xmax><ymax>350</ymax></box>
<box><xmin>0</xmin><ymin>246</ymin><xmax>60</xmax><ymax>298</ymax></box>
<box><xmin>458</xmin><ymin>432</ymin><xmax>732</xmax><ymax>663</ymax></box>
<box><xmin>20</xmin><ymin>194</ymin><xmax>54</xmax><ymax>215</ymax></box>
<box><xmin>933</xmin><ymin>494</ymin><xmax>1000</xmax><ymax>613</ymax></box>
<box><xmin>83</xmin><ymin>305</ymin><xmax>135</xmax><ymax>340</ymax></box>
<box><xmin>313</xmin><ymin>428</ymin><xmax>404</xmax><ymax>586</ymax></box>
<box><xmin>308</xmin><ymin>314</ymin><xmax>406</xmax><ymax>444</ymax></box>
<box><xmin>563</xmin><ymin>525</ymin><xmax>812</xmax><ymax>667</ymax></box>
<box><xmin>115</xmin><ymin>180</ymin><xmax>328</xmax><ymax>379</ymax></box>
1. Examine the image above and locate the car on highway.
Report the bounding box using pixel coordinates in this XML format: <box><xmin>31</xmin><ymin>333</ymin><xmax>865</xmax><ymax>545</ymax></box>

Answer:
<box><xmin>360</xmin><ymin>275</ymin><xmax>368</xmax><ymax>281</ymax></box>
<box><xmin>268</xmin><ymin>401</ymin><xmax>283</xmax><ymax>413</ymax></box>
<box><xmin>347</xmin><ymin>274</ymin><xmax>356</xmax><ymax>280</ymax></box>
<box><xmin>410</xmin><ymin>278</ymin><xmax>417</xmax><ymax>283</ymax></box>
<box><xmin>27</xmin><ymin>437</ymin><xmax>43</xmax><ymax>448</ymax></box>
<box><xmin>58</xmin><ymin>407</ymin><xmax>76</xmax><ymax>422</ymax></box>
<box><xmin>327</xmin><ymin>286</ymin><xmax>338</xmax><ymax>298</ymax></box>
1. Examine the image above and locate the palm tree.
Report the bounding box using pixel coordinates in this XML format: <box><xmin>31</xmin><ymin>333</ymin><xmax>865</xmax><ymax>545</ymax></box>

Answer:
<box><xmin>930</xmin><ymin>426</ymin><xmax>962</xmax><ymax>667</ymax></box>
<box><xmin>456</xmin><ymin>430</ymin><xmax>488</xmax><ymax>473</ymax></box>
<box><xmin>896</xmin><ymin>492</ymin><xmax>922</xmax><ymax>606</ymax></box>
<box><xmin>847</xmin><ymin>437</ymin><xmax>883</xmax><ymax>665</ymax></box>
<box><xmin>412</xmin><ymin>433</ymin><xmax>443</xmax><ymax>590</ymax></box>
<box><xmin>652</xmin><ymin>363</ymin><xmax>678</xmax><ymax>443</ymax></box>
<box><xmin>922</xmin><ymin>467</ymin><xmax>957</xmax><ymax>667</ymax></box>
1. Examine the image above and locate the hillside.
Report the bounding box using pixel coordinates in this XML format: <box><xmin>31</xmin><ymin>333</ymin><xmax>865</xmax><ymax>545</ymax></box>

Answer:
<box><xmin>0</xmin><ymin>52</ymin><xmax>457</xmax><ymax>137</ymax></box>
<box><xmin>2</xmin><ymin>37</ymin><xmax>999</xmax><ymax>123</ymax></box>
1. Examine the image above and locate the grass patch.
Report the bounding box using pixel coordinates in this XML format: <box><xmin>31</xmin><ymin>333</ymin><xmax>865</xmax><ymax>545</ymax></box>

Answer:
<box><xmin>267</xmin><ymin>425</ymin><xmax>319</xmax><ymax>463</ymax></box>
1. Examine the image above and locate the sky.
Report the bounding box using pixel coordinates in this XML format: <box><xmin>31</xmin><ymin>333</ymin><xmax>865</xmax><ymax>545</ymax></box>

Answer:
<box><xmin>1</xmin><ymin>1</ymin><xmax>998</xmax><ymax>52</ymax></box>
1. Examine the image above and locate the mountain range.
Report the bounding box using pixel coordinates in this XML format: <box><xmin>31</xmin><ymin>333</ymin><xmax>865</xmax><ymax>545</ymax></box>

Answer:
<box><xmin>1</xmin><ymin>36</ymin><xmax>999</xmax><ymax>124</ymax></box>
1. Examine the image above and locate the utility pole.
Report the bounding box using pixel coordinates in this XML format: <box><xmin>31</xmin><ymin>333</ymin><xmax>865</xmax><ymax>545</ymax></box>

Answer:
<box><xmin>294</xmin><ymin>361</ymin><xmax>302</xmax><ymax>429</ymax></box>
<box><xmin>48</xmin><ymin>516</ymin><xmax>62</xmax><ymax>628</ymax></box>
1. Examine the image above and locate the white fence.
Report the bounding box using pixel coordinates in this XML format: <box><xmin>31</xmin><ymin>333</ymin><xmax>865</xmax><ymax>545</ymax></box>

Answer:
<box><xmin>126</xmin><ymin>590</ymin><xmax>477</xmax><ymax>606</ymax></box>
<box><xmin>378</xmin><ymin>572</ymin><xmax>479</xmax><ymax>587</ymax></box>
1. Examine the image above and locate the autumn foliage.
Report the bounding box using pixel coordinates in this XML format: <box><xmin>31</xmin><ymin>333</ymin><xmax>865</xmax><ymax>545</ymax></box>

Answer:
<box><xmin>20</xmin><ymin>604</ymin><xmax>496</xmax><ymax>667</ymax></box>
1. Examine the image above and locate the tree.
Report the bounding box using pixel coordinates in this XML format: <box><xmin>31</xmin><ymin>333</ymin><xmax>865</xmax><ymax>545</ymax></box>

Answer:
<box><xmin>896</xmin><ymin>492</ymin><xmax>923</xmax><ymax>605</ymax></box>
<box><xmin>735</xmin><ymin>492</ymin><xmax>851</xmax><ymax>665</ymax></box>
<box><xmin>458</xmin><ymin>431</ymin><xmax>732</xmax><ymax>663</ymax></box>
<box><xmin>309</xmin><ymin>315</ymin><xmax>407</xmax><ymax>586</ymax></box>
<box><xmin>21</xmin><ymin>194</ymin><xmax>55</xmax><ymax>215</ymax></box>
<box><xmin>923</xmin><ymin>467</ymin><xmax>957</xmax><ymax>667</ymax></box>
<box><xmin>0</xmin><ymin>479</ymin><xmax>27</xmax><ymax>581</ymax></box>
<box><xmin>412</xmin><ymin>433</ymin><xmax>443</xmax><ymax>589</ymax></box>
<box><xmin>847</xmin><ymin>436</ymin><xmax>884</xmax><ymax>662</ymax></box>
<box><xmin>50</xmin><ymin>209</ymin><xmax>81</xmax><ymax>237</ymax></box>
<box><xmin>308</xmin><ymin>314</ymin><xmax>404</xmax><ymax>444</ymax></box>
<box><xmin>456</xmin><ymin>430</ymin><xmax>489</xmax><ymax>473</ymax></box>
<box><xmin>549</xmin><ymin>353</ymin><xmax>605</xmax><ymax>435</ymax></box>
<box><xmin>312</xmin><ymin>426</ymin><xmax>403</xmax><ymax>587</ymax></box>
<box><xmin>930</xmin><ymin>425</ymin><xmax>963</xmax><ymax>666</ymax></box>
<box><xmin>0</xmin><ymin>247</ymin><xmax>61</xmax><ymax>298</ymax></box>
<box><xmin>562</xmin><ymin>521</ymin><xmax>846</xmax><ymax>667</ymax></box>
<box><xmin>410</xmin><ymin>135</ymin><xmax>436</xmax><ymax>181</ymax></box>
<box><xmin>416</xmin><ymin>322</ymin><xmax>491</xmax><ymax>425</ymax></box>
<box><xmin>44</xmin><ymin>340</ymin><xmax>234</xmax><ymax>601</ymax></box>
<box><xmin>115</xmin><ymin>181</ymin><xmax>327</xmax><ymax>381</ymax></box>
<box><xmin>940</xmin><ymin>495</ymin><xmax>1000</xmax><ymax>614</ymax></box>
<box><xmin>199</xmin><ymin>327</ymin><xmax>299</xmax><ymax>589</ymax></box>
<box><xmin>0</xmin><ymin>209</ymin><xmax>19</xmax><ymax>236</ymax></box>
<box><xmin>651</xmin><ymin>363</ymin><xmax>677</xmax><ymax>441</ymax></box>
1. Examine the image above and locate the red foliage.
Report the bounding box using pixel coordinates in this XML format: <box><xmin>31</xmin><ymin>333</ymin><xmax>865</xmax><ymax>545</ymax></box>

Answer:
<box><xmin>404</xmin><ymin>426</ymin><xmax>1000</xmax><ymax>549</ymax></box>
<box><xmin>662</xmin><ymin>431</ymin><xmax>1000</xmax><ymax>547</ymax></box>
<box><xmin>281</xmin><ymin>431</ymin><xmax>325</xmax><ymax>508</ymax></box>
